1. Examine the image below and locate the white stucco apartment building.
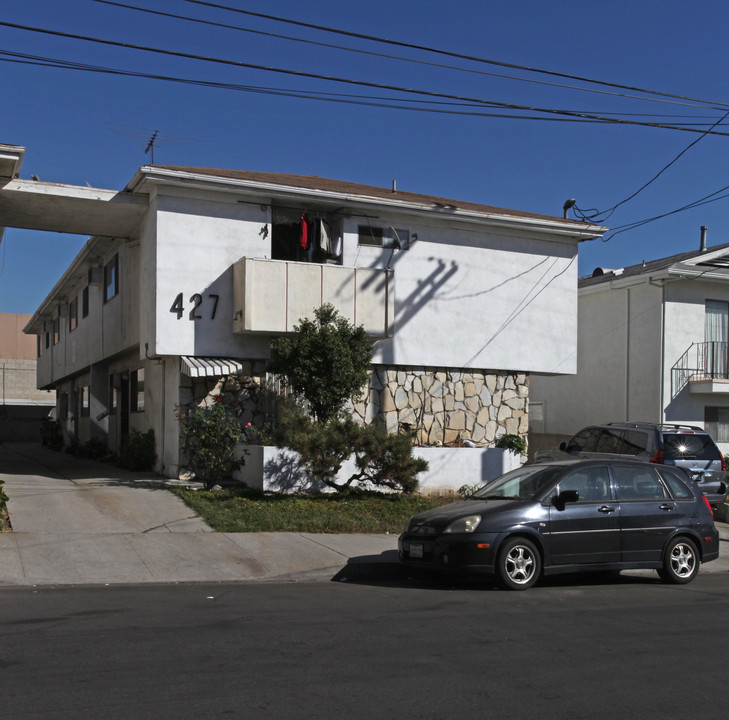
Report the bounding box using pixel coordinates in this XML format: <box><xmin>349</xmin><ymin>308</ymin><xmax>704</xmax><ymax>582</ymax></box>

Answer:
<box><xmin>1</xmin><ymin>143</ymin><xmax>605</xmax><ymax>483</ymax></box>
<box><xmin>530</xmin><ymin>235</ymin><xmax>729</xmax><ymax>455</ymax></box>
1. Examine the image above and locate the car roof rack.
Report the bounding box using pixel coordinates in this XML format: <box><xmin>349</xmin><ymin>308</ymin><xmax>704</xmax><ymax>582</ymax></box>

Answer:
<box><xmin>605</xmin><ymin>421</ymin><xmax>704</xmax><ymax>432</ymax></box>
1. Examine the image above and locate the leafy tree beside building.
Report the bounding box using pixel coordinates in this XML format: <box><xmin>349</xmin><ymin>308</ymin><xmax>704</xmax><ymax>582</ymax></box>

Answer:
<box><xmin>269</xmin><ymin>304</ymin><xmax>427</xmax><ymax>493</ymax></box>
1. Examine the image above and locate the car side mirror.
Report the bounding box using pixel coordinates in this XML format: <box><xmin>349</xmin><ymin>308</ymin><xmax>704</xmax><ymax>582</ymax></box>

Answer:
<box><xmin>559</xmin><ymin>441</ymin><xmax>567</xmax><ymax>451</ymax></box>
<box><xmin>718</xmin><ymin>481</ymin><xmax>727</xmax><ymax>497</ymax></box>
<box><xmin>552</xmin><ymin>490</ymin><xmax>579</xmax><ymax>510</ymax></box>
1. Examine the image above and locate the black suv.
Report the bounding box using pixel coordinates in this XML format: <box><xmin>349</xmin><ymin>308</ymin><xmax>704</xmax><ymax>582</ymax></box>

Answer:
<box><xmin>533</xmin><ymin>422</ymin><xmax>729</xmax><ymax>507</ymax></box>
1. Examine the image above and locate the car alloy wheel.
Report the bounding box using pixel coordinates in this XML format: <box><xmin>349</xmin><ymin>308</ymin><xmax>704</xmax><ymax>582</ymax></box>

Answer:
<box><xmin>497</xmin><ymin>537</ymin><xmax>541</xmax><ymax>590</ymax></box>
<box><xmin>659</xmin><ymin>537</ymin><xmax>699</xmax><ymax>584</ymax></box>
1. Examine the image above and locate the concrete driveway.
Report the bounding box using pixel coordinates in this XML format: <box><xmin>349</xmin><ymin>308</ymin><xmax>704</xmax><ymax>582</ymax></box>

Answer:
<box><xmin>0</xmin><ymin>442</ymin><xmax>399</xmax><ymax>586</ymax></box>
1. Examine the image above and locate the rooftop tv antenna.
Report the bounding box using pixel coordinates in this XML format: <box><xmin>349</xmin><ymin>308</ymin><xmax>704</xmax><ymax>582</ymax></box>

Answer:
<box><xmin>107</xmin><ymin>123</ymin><xmax>203</xmax><ymax>165</ymax></box>
<box><xmin>145</xmin><ymin>130</ymin><xmax>159</xmax><ymax>164</ymax></box>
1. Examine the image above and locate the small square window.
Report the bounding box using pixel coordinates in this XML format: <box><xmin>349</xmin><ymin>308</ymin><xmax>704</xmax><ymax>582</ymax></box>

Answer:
<box><xmin>358</xmin><ymin>225</ymin><xmax>408</xmax><ymax>249</ymax></box>
<box><xmin>53</xmin><ymin>317</ymin><xmax>60</xmax><ymax>345</ymax></box>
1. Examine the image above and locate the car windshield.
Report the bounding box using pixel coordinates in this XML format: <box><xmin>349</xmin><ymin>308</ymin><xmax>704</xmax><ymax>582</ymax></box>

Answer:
<box><xmin>472</xmin><ymin>466</ymin><xmax>562</xmax><ymax>501</ymax></box>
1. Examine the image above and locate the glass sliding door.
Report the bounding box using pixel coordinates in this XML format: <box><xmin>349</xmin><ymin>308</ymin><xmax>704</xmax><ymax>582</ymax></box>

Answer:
<box><xmin>705</xmin><ymin>300</ymin><xmax>728</xmax><ymax>378</ymax></box>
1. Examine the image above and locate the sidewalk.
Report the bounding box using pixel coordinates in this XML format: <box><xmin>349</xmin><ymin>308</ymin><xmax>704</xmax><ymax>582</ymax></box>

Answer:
<box><xmin>0</xmin><ymin>442</ymin><xmax>727</xmax><ymax>587</ymax></box>
<box><xmin>0</xmin><ymin>443</ymin><xmax>399</xmax><ymax>586</ymax></box>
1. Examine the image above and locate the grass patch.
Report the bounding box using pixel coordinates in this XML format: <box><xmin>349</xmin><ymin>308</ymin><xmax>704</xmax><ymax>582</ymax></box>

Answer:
<box><xmin>0</xmin><ymin>480</ymin><xmax>10</xmax><ymax>532</ymax></box>
<box><xmin>171</xmin><ymin>487</ymin><xmax>453</xmax><ymax>533</ymax></box>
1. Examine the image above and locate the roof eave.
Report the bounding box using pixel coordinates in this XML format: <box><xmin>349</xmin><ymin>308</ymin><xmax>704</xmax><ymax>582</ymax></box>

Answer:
<box><xmin>128</xmin><ymin>166</ymin><xmax>606</xmax><ymax>241</ymax></box>
<box><xmin>579</xmin><ymin>262</ymin><xmax>729</xmax><ymax>294</ymax></box>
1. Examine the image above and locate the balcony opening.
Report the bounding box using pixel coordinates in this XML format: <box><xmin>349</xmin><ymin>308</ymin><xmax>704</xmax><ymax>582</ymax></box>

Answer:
<box><xmin>270</xmin><ymin>206</ymin><xmax>342</xmax><ymax>265</ymax></box>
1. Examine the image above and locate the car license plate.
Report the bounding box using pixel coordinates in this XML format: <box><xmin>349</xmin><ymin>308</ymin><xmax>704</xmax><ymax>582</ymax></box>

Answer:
<box><xmin>409</xmin><ymin>543</ymin><xmax>423</xmax><ymax>558</ymax></box>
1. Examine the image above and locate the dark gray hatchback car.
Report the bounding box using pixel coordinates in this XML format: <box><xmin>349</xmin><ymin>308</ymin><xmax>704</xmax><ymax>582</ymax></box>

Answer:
<box><xmin>399</xmin><ymin>459</ymin><xmax>719</xmax><ymax>590</ymax></box>
<box><xmin>533</xmin><ymin>422</ymin><xmax>729</xmax><ymax>507</ymax></box>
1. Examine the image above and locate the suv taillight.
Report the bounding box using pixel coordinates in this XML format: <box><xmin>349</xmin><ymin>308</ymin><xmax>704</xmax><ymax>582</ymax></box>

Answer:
<box><xmin>721</xmin><ymin>453</ymin><xmax>726</xmax><ymax>472</ymax></box>
<box><xmin>702</xmin><ymin>494</ymin><xmax>714</xmax><ymax>518</ymax></box>
<box><xmin>650</xmin><ymin>450</ymin><xmax>664</xmax><ymax>464</ymax></box>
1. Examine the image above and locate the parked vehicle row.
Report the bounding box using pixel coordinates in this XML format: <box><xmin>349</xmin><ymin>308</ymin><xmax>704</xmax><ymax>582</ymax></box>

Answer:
<box><xmin>533</xmin><ymin>422</ymin><xmax>729</xmax><ymax>507</ymax></box>
<box><xmin>399</xmin><ymin>458</ymin><xmax>720</xmax><ymax>590</ymax></box>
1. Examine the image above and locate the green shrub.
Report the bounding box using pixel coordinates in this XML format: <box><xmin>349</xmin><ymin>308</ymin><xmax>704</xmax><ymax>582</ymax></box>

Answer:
<box><xmin>0</xmin><ymin>478</ymin><xmax>9</xmax><ymax>531</ymax></box>
<box><xmin>274</xmin><ymin>410</ymin><xmax>427</xmax><ymax>493</ymax></box>
<box><xmin>119</xmin><ymin>428</ymin><xmax>157</xmax><ymax>471</ymax></box>
<box><xmin>66</xmin><ymin>437</ymin><xmax>112</xmax><ymax>461</ymax></box>
<box><xmin>269</xmin><ymin>304</ymin><xmax>373</xmax><ymax>423</ymax></box>
<box><xmin>179</xmin><ymin>401</ymin><xmax>245</xmax><ymax>490</ymax></box>
<box><xmin>457</xmin><ymin>482</ymin><xmax>482</xmax><ymax>498</ymax></box>
<box><xmin>494</xmin><ymin>433</ymin><xmax>527</xmax><ymax>455</ymax></box>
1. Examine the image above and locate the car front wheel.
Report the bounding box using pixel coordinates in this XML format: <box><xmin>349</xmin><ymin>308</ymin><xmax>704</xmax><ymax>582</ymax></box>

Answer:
<box><xmin>659</xmin><ymin>537</ymin><xmax>699</xmax><ymax>584</ymax></box>
<box><xmin>497</xmin><ymin>537</ymin><xmax>541</xmax><ymax>590</ymax></box>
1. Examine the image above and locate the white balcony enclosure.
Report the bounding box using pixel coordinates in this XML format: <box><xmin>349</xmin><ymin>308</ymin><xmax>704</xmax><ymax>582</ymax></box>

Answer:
<box><xmin>232</xmin><ymin>258</ymin><xmax>394</xmax><ymax>337</ymax></box>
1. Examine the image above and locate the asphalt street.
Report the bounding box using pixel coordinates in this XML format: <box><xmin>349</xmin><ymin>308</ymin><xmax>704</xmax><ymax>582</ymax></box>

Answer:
<box><xmin>2</xmin><ymin>575</ymin><xmax>729</xmax><ymax>720</ymax></box>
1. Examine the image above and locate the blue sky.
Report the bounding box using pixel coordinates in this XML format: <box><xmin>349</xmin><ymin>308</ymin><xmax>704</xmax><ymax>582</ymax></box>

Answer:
<box><xmin>2</xmin><ymin>0</ymin><xmax>729</xmax><ymax>313</ymax></box>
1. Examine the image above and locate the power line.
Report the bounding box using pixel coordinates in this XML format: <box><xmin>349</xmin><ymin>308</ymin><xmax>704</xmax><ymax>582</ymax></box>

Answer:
<box><xmin>574</xmin><ymin>109</ymin><xmax>729</xmax><ymax>224</ymax></box>
<box><xmin>4</xmin><ymin>49</ymin><xmax>729</xmax><ymax>135</ymax></box>
<box><xmin>92</xmin><ymin>0</ymin><xmax>729</xmax><ymax>114</ymax></box>
<box><xmin>2</xmin><ymin>21</ymin><xmax>728</xmax><ymax>136</ymax></box>
<box><xmin>181</xmin><ymin>0</ymin><xmax>729</xmax><ymax>110</ymax></box>
<box><xmin>602</xmin><ymin>184</ymin><xmax>729</xmax><ymax>242</ymax></box>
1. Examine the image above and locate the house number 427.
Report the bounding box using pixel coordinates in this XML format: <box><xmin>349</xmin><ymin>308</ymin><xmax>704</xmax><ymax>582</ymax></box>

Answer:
<box><xmin>169</xmin><ymin>293</ymin><xmax>220</xmax><ymax>320</ymax></box>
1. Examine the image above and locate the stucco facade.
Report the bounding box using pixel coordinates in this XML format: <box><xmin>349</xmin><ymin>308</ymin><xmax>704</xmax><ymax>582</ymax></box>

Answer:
<box><xmin>2</xmin><ymin>149</ymin><xmax>606</xmax><ymax>482</ymax></box>
<box><xmin>530</xmin><ymin>241</ymin><xmax>729</xmax><ymax>455</ymax></box>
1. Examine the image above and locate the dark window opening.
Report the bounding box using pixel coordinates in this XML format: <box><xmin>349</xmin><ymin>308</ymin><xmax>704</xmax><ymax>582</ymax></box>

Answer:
<box><xmin>69</xmin><ymin>297</ymin><xmax>78</xmax><ymax>332</ymax></box>
<box><xmin>270</xmin><ymin>208</ymin><xmax>342</xmax><ymax>264</ymax></box>
<box><xmin>59</xmin><ymin>392</ymin><xmax>68</xmax><ymax>420</ymax></box>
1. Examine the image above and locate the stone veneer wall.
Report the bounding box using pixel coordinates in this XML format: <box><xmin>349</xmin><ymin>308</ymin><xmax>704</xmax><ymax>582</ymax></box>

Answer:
<box><xmin>352</xmin><ymin>367</ymin><xmax>529</xmax><ymax>447</ymax></box>
<box><xmin>179</xmin><ymin>363</ymin><xmax>528</xmax><ymax>449</ymax></box>
<box><xmin>178</xmin><ymin>360</ymin><xmax>271</xmax><ymax>429</ymax></box>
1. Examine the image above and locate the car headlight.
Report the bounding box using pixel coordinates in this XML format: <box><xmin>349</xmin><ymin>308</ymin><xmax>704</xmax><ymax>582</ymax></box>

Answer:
<box><xmin>443</xmin><ymin>515</ymin><xmax>482</xmax><ymax>534</ymax></box>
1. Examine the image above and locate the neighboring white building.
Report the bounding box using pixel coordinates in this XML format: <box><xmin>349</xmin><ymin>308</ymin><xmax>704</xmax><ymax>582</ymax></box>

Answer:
<box><xmin>1</xmin><ymin>143</ymin><xmax>606</xmax><ymax>484</ymax></box>
<box><xmin>530</xmin><ymin>234</ymin><xmax>729</xmax><ymax>455</ymax></box>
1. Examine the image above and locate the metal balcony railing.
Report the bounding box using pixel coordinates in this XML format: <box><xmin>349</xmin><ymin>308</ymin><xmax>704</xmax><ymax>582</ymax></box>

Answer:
<box><xmin>671</xmin><ymin>341</ymin><xmax>729</xmax><ymax>397</ymax></box>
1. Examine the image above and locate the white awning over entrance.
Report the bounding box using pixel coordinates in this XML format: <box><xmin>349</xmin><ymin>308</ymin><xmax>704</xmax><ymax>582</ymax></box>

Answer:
<box><xmin>180</xmin><ymin>356</ymin><xmax>244</xmax><ymax>378</ymax></box>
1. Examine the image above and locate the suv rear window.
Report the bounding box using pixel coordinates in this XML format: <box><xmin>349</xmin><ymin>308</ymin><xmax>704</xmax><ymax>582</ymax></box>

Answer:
<box><xmin>619</xmin><ymin>430</ymin><xmax>649</xmax><ymax>456</ymax></box>
<box><xmin>566</xmin><ymin>428</ymin><xmax>601</xmax><ymax>452</ymax></box>
<box><xmin>662</xmin><ymin>433</ymin><xmax>721</xmax><ymax>461</ymax></box>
